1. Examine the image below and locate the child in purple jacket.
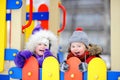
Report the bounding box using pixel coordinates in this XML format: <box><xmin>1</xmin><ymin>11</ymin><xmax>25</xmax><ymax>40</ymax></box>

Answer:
<box><xmin>14</xmin><ymin>26</ymin><xmax>58</xmax><ymax>68</ymax></box>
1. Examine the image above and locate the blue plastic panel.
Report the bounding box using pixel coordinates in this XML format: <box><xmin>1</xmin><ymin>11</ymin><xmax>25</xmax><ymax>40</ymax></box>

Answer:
<box><xmin>83</xmin><ymin>71</ymin><xmax>120</xmax><ymax>80</ymax></box>
<box><xmin>5</xmin><ymin>48</ymin><xmax>19</xmax><ymax>60</ymax></box>
<box><xmin>26</xmin><ymin>12</ymin><xmax>49</xmax><ymax>20</ymax></box>
<box><xmin>60</xmin><ymin>71</ymin><xmax>64</xmax><ymax>80</ymax></box>
<box><xmin>7</xmin><ymin>0</ymin><xmax>22</xmax><ymax>9</ymax></box>
<box><xmin>83</xmin><ymin>71</ymin><xmax>87</xmax><ymax>80</ymax></box>
<box><xmin>39</xmin><ymin>68</ymin><xmax>42</xmax><ymax>80</ymax></box>
<box><xmin>0</xmin><ymin>74</ymin><xmax>10</xmax><ymax>80</ymax></box>
<box><xmin>107</xmin><ymin>71</ymin><xmax>120</xmax><ymax>80</ymax></box>
<box><xmin>57</xmin><ymin>47</ymin><xmax>64</xmax><ymax>63</ymax></box>
<box><xmin>6</xmin><ymin>12</ymin><xmax>49</xmax><ymax>21</ymax></box>
<box><xmin>6</xmin><ymin>13</ymin><xmax>11</xmax><ymax>21</ymax></box>
<box><xmin>8</xmin><ymin>67</ymin><xmax>22</xmax><ymax>79</ymax></box>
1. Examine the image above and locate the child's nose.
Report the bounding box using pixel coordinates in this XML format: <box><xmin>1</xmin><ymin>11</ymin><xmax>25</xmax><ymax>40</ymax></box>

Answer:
<box><xmin>74</xmin><ymin>47</ymin><xmax>78</xmax><ymax>50</ymax></box>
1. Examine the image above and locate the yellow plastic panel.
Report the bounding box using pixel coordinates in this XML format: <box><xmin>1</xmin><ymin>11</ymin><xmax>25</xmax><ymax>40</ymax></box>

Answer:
<box><xmin>0</xmin><ymin>0</ymin><xmax>7</xmax><ymax>72</ymax></box>
<box><xmin>25</xmin><ymin>5</ymin><xmax>34</xmax><ymax>42</ymax></box>
<box><xmin>42</xmin><ymin>57</ymin><xmax>59</xmax><ymax>80</ymax></box>
<box><xmin>88</xmin><ymin>58</ymin><xmax>107</xmax><ymax>80</ymax></box>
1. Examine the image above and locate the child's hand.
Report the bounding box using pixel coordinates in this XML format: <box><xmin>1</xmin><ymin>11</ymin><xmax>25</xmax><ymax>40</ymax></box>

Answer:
<box><xmin>60</xmin><ymin>61</ymin><xmax>69</xmax><ymax>72</ymax></box>
<box><xmin>44</xmin><ymin>49</ymin><xmax>51</xmax><ymax>53</ymax></box>
<box><xmin>14</xmin><ymin>50</ymin><xmax>33</xmax><ymax>68</ymax></box>
<box><xmin>14</xmin><ymin>53</ymin><xmax>25</xmax><ymax>68</ymax></box>
<box><xmin>78</xmin><ymin>62</ymin><xmax>87</xmax><ymax>72</ymax></box>
<box><xmin>19</xmin><ymin>50</ymin><xmax>33</xmax><ymax>59</ymax></box>
<box><xmin>44</xmin><ymin>49</ymin><xmax>53</xmax><ymax>57</ymax></box>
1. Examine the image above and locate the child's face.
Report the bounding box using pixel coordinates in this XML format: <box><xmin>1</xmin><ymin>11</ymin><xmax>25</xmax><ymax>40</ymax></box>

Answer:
<box><xmin>35</xmin><ymin>43</ymin><xmax>48</xmax><ymax>56</ymax></box>
<box><xmin>70</xmin><ymin>42</ymin><xmax>87</xmax><ymax>56</ymax></box>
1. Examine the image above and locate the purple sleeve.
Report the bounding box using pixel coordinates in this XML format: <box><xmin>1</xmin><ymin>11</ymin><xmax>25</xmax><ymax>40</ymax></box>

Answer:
<box><xmin>19</xmin><ymin>50</ymin><xmax>33</xmax><ymax>59</ymax></box>
<box><xmin>44</xmin><ymin>49</ymin><xmax>54</xmax><ymax>57</ymax></box>
<box><xmin>14</xmin><ymin>50</ymin><xmax>33</xmax><ymax>68</ymax></box>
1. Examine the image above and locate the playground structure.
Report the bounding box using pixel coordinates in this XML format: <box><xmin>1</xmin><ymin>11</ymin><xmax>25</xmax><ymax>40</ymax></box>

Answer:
<box><xmin>0</xmin><ymin>0</ymin><xmax>120</xmax><ymax>80</ymax></box>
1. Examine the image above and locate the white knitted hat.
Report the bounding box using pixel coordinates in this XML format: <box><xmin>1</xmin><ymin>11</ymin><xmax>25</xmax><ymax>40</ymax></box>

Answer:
<box><xmin>25</xmin><ymin>29</ymin><xmax>58</xmax><ymax>57</ymax></box>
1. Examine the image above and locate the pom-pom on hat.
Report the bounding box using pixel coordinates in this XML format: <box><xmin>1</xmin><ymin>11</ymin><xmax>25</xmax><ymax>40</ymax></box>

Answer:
<box><xmin>25</xmin><ymin>25</ymin><xmax>58</xmax><ymax>56</ymax></box>
<box><xmin>69</xmin><ymin>27</ymin><xmax>89</xmax><ymax>46</ymax></box>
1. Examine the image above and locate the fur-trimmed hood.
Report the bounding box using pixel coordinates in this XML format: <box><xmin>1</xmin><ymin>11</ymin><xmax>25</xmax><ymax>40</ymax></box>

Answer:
<box><xmin>88</xmin><ymin>44</ymin><xmax>103</xmax><ymax>55</ymax></box>
<box><xmin>25</xmin><ymin>30</ymin><xmax>58</xmax><ymax>57</ymax></box>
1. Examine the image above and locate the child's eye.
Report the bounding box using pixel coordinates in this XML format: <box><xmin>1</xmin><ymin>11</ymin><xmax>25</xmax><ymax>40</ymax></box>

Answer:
<box><xmin>78</xmin><ymin>45</ymin><xmax>81</xmax><ymax>47</ymax></box>
<box><xmin>71</xmin><ymin>46</ymin><xmax>75</xmax><ymax>48</ymax></box>
<box><xmin>44</xmin><ymin>44</ymin><xmax>47</xmax><ymax>46</ymax></box>
<box><xmin>38</xmin><ymin>43</ymin><xmax>42</xmax><ymax>45</ymax></box>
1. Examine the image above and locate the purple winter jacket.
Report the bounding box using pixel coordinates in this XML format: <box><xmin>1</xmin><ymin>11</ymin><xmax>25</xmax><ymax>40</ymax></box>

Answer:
<box><xmin>14</xmin><ymin>49</ymin><xmax>54</xmax><ymax>68</ymax></box>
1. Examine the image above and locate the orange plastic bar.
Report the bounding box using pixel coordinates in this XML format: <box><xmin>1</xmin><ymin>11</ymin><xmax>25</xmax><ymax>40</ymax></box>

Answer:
<box><xmin>22</xmin><ymin>0</ymin><xmax>33</xmax><ymax>32</ymax></box>
<box><xmin>57</xmin><ymin>3</ymin><xmax>66</xmax><ymax>33</ymax></box>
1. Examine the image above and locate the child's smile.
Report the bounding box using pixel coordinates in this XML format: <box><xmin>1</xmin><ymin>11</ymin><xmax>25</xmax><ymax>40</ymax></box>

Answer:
<box><xmin>74</xmin><ymin>52</ymin><xmax>80</xmax><ymax>55</ymax></box>
<box><xmin>39</xmin><ymin>49</ymin><xmax>45</xmax><ymax>53</ymax></box>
